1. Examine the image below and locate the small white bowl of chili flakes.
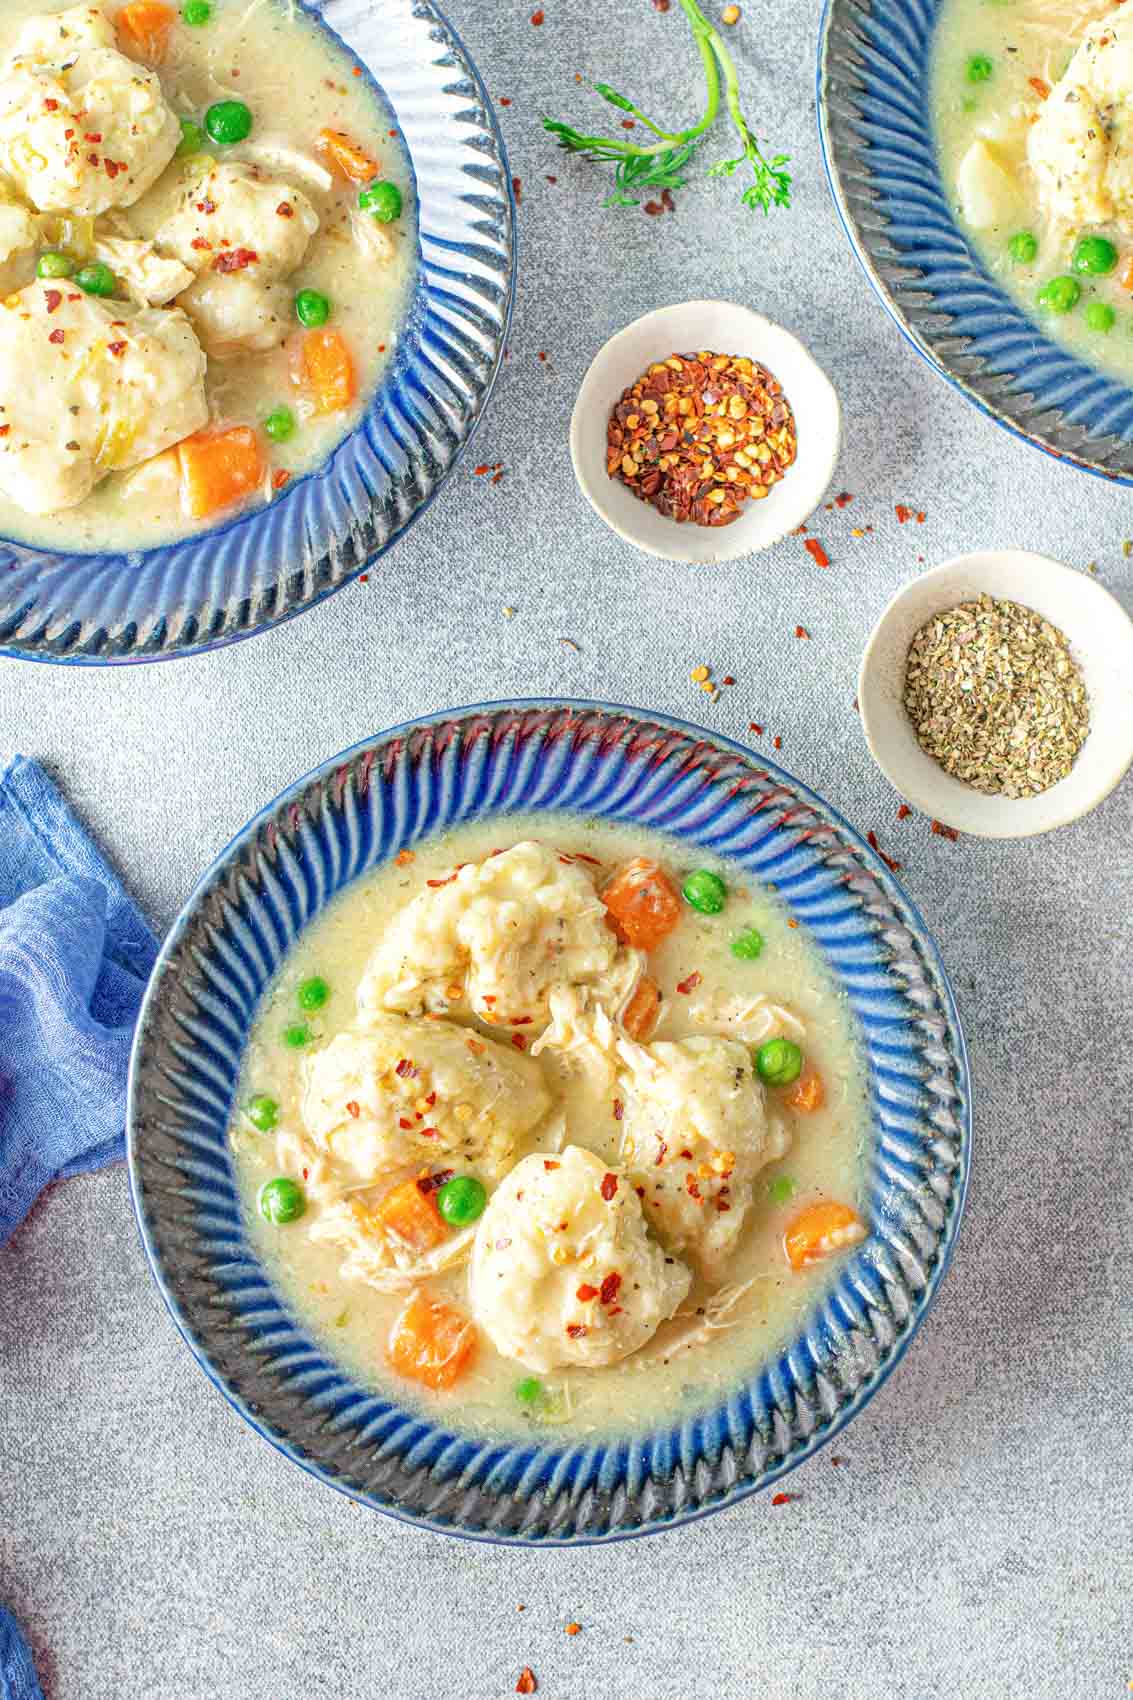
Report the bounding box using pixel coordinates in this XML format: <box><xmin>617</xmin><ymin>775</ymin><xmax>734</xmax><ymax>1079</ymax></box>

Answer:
<box><xmin>570</xmin><ymin>300</ymin><xmax>841</xmax><ymax>563</ymax></box>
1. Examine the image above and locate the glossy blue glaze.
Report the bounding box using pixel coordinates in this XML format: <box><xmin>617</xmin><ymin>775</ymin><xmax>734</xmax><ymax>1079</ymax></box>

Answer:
<box><xmin>0</xmin><ymin>0</ymin><xmax>514</xmax><ymax>663</ymax></box>
<box><xmin>127</xmin><ymin>702</ymin><xmax>971</xmax><ymax>1544</ymax></box>
<box><xmin>818</xmin><ymin>0</ymin><xmax>1133</xmax><ymax>481</ymax></box>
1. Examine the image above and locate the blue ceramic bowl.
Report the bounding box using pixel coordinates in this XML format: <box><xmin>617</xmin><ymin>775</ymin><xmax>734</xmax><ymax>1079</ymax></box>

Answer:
<box><xmin>819</xmin><ymin>0</ymin><xmax>1133</xmax><ymax>481</ymax></box>
<box><xmin>0</xmin><ymin>0</ymin><xmax>514</xmax><ymax>664</ymax></box>
<box><xmin>128</xmin><ymin>702</ymin><xmax>971</xmax><ymax>1544</ymax></box>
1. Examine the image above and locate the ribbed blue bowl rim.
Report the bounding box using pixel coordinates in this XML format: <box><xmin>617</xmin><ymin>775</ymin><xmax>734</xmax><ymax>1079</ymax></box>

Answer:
<box><xmin>818</xmin><ymin>0</ymin><xmax>1133</xmax><ymax>483</ymax></box>
<box><xmin>128</xmin><ymin>700</ymin><xmax>972</xmax><ymax>1545</ymax></box>
<box><xmin>0</xmin><ymin>0</ymin><xmax>515</xmax><ymax>663</ymax></box>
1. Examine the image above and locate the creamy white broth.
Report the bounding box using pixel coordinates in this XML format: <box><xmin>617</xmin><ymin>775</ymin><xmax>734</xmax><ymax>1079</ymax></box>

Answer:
<box><xmin>0</xmin><ymin>0</ymin><xmax>415</xmax><ymax>551</ymax></box>
<box><xmin>933</xmin><ymin>0</ymin><xmax>1133</xmax><ymax>378</ymax></box>
<box><xmin>229</xmin><ymin>816</ymin><xmax>870</xmax><ymax>1441</ymax></box>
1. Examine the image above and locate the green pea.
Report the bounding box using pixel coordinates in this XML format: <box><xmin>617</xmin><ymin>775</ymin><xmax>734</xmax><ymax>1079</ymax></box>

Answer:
<box><xmin>437</xmin><ymin>1175</ymin><xmax>488</xmax><ymax>1227</ymax></box>
<box><xmin>36</xmin><ymin>251</ymin><xmax>74</xmax><ymax>280</ymax></box>
<box><xmin>182</xmin><ymin>0</ymin><xmax>211</xmax><ymax>22</ymax></box>
<box><xmin>258</xmin><ymin>1176</ymin><xmax>306</xmax><ymax>1224</ymax></box>
<box><xmin>297</xmin><ymin>976</ymin><xmax>329</xmax><ymax>1011</ymax></box>
<box><xmin>1007</xmin><ymin>230</ymin><xmax>1037</xmax><ymax>265</ymax></box>
<box><xmin>73</xmin><ymin>261</ymin><xmax>117</xmax><ymax>299</ymax></box>
<box><xmin>681</xmin><ymin>869</ymin><xmax>727</xmax><ymax>915</ymax></box>
<box><xmin>1072</xmin><ymin>235</ymin><xmax>1118</xmax><ymax>276</ymax></box>
<box><xmin>767</xmin><ymin>1174</ymin><xmax>798</xmax><ymax>1205</ymax></box>
<box><xmin>282</xmin><ymin>1021</ymin><xmax>311</xmax><ymax>1049</ymax></box>
<box><xmin>245</xmin><ymin>1093</ymin><xmax>279</xmax><ymax>1132</ymax></box>
<box><xmin>515</xmin><ymin>1376</ymin><xmax>544</xmax><ymax>1408</ymax></box>
<box><xmin>1086</xmin><ymin>301</ymin><xmax>1116</xmax><ymax>333</ymax></box>
<box><xmin>264</xmin><ymin>406</ymin><xmax>296</xmax><ymax>443</ymax></box>
<box><xmin>755</xmin><ymin>1037</ymin><xmax>803</xmax><ymax>1088</ymax></box>
<box><xmin>359</xmin><ymin>179</ymin><xmax>402</xmax><ymax>223</ymax></box>
<box><xmin>966</xmin><ymin>54</ymin><xmax>993</xmax><ymax>81</ymax></box>
<box><xmin>731</xmin><ymin>927</ymin><xmax>764</xmax><ymax>961</ymax></box>
<box><xmin>294</xmin><ymin>288</ymin><xmax>331</xmax><ymax>328</ymax></box>
<box><xmin>177</xmin><ymin>117</ymin><xmax>207</xmax><ymax>156</ymax></box>
<box><xmin>206</xmin><ymin>99</ymin><xmax>253</xmax><ymax>145</ymax></box>
<box><xmin>1036</xmin><ymin>275</ymin><xmax>1080</xmax><ymax>315</ymax></box>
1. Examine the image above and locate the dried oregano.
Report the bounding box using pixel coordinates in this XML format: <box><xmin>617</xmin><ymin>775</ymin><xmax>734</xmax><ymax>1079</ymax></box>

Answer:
<box><xmin>903</xmin><ymin>594</ymin><xmax>1089</xmax><ymax>799</ymax></box>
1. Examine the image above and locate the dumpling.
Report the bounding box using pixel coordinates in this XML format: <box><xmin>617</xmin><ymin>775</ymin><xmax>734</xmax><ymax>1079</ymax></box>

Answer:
<box><xmin>357</xmin><ymin>841</ymin><xmax>642</xmax><ymax>1031</ymax></box>
<box><xmin>300</xmin><ymin>1013</ymin><xmax>552</xmax><ymax>1185</ymax></box>
<box><xmin>469</xmin><ymin>1145</ymin><xmax>691</xmax><ymax>1371</ymax></box>
<box><xmin>616</xmin><ymin>1035</ymin><xmax>790</xmax><ymax>1273</ymax></box>
<box><xmin>0</xmin><ymin>6</ymin><xmax>180</xmax><ymax>216</ymax></box>
<box><xmin>1027</xmin><ymin>80</ymin><xmax>1111</xmax><ymax>229</ymax></box>
<box><xmin>0</xmin><ymin>280</ymin><xmax>206</xmax><ymax>515</ymax></box>
<box><xmin>155</xmin><ymin>161</ymin><xmax>319</xmax><ymax>357</ymax></box>
<box><xmin>91</xmin><ymin>235</ymin><xmax>194</xmax><ymax>307</ymax></box>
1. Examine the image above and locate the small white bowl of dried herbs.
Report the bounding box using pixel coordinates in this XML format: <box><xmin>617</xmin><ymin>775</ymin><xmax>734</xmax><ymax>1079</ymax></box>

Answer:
<box><xmin>858</xmin><ymin>551</ymin><xmax>1133</xmax><ymax>838</ymax></box>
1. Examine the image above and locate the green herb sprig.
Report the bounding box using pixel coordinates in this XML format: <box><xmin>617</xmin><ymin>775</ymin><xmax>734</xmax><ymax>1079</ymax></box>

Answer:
<box><xmin>542</xmin><ymin>0</ymin><xmax>790</xmax><ymax>214</ymax></box>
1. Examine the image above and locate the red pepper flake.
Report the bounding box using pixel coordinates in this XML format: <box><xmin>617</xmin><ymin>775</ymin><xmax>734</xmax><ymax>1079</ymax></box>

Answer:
<box><xmin>771</xmin><ymin>1492</ymin><xmax>798</xmax><ymax>1506</ymax></box>
<box><xmin>511</xmin><ymin>1033</ymin><xmax>527</xmax><ymax>1051</ymax></box>
<box><xmin>866</xmin><ymin>829</ymin><xmax>902</xmax><ymax>874</ymax></box>
<box><xmin>473</xmin><ymin>464</ymin><xmax>490</xmax><ymax>475</ymax></box>
<box><xmin>834</xmin><ymin>491</ymin><xmax>853</xmax><ymax>507</ymax></box>
<box><xmin>531</xmin><ymin>7</ymin><xmax>544</xmax><ymax>20</ymax></box>
<box><xmin>48</xmin><ymin>329</ymin><xmax>65</xmax><ymax>345</ymax></box>
<box><xmin>416</xmin><ymin>1169</ymin><xmax>454</xmax><ymax>1196</ymax></box>
<box><xmin>748</xmin><ymin>722</ymin><xmax>763</xmax><ymax>735</ymax></box>
<box><xmin>576</xmin><ymin>1282</ymin><xmax>598</xmax><ymax>1301</ymax></box>
<box><xmin>895</xmin><ymin>504</ymin><xmax>913</xmax><ymax>524</ymax></box>
<box><xmin>491</xmin><ymin>469</ymin><xmax>505</xmax><ymax>485</ymax></box>
<box><xmin>537</xmin><ymin>350</ymin><xmax>548</xmax><ymax>362</ymax></box>
<box><xmin>190</xmin><ymin>238</ymin><xmax>213</xmax><ymax>252</ymax></box>
<box><xmin>620</xmin><ymin>118</ymin><xmax>635</xmax><ymax>129</ymax></box>
<box><xmin>916</xmin><ymin>511</ymin><xmax>926</xmax><ymax>524</ymax></box>
<box><xmin>678</xmin><ymin>1148</ymin><xmax>693</xmax><ymax>1160</ymax></box>
<box><xmin>565</xmin><ymin>1623</ymin><xmax>582</xmax><ymax>1636</ymax></box>
<box><xmin>213</xmin><ymin>247</ymin><xmax>259</xmax><ymax>274</ymax></box>
<box><xmin>795</xmin><ymin>625</ymin><xmax>810</xmax><ymax>640</ymax></box>
<box><xmin>64</xmin><ymin>129</ymin><xmax>75</xmax><ymax>140</ymax></box>
<box><xmin>675</xmin><ymin>971</ymin><xmax>702</xmax><ymax>995</ymax></box>
<box><xmin>44</xmin><ymin>290</ymin><xmax>63</xmax><ymax>314</ymax></box>
<box><xmin>44</xmin><ymin>99</ymin><xmax>59</xmax><ymax>112</ymax></box>
<box><xmin>277</xmin><ymin>201</ymin><xmax>295</xmax><ymax>218</ymax></box>
<box><xmin>107</xmin><ymin>341</ymin><xmax>127</xmax><ymax>358</ymax></box>
<box><xmin>787</xmin><ymin>919</ymin><xmax>798</xmax><ymax>929</ymax></box>
<box><xmin>500</xmin><ymin>96</ymin><xmax>512</xmax><ymax>106</ymax></box>
<box><xmin>773</xmin><ymin>736</ymin><xmax>782</xmax><ymax>750</ymax></box>
<box><xmin>599</xmin><ymin>1271</ymin><xmax>622</xmax><ymax>1305</ymax></box>
<box><xmin>661</xmin><ymin>187</ymin><xmax>675</xmax><ymax>212</ymax></box>
<box><xmin>511</xmin><ymin>1015</ymin><xmax>533</xmax><ymax>1026</ymax></box>
<box><xmin>722</xmin><ymin>674</ymin><xmax>735</xmax><ymax>686</ymax></box>
<box><xmin>426</xmin><ymin>874</ymin><xmax>457</xmax><ymax>888</ymax></box>
<box><xmin>685</xmin><ymin>1174</ymin><xmax>702</xmax><ymax>1201</ymax></box>
<box><xmin>565</xmin><ymin>1324</ymin><xmax>586</xmax><ymax>1339</ymax></box>
<box><xmin>804</xmin><ymin>538</ymin><xmax>830</xmax><ymax>568</ymax></box>
<box><xmin>516</xmin><ymin>1670</ymin><xmax>537</xmax><ymax>1695</ymax></box>
<box><xmin>600</xmin><ymin>1172</ymin><xmax>618</xmax><ymax>1201</ymax></box>
<box><xmin>345</xmin><ymin>1100</ymin><xmax>360</xmax><ymax>1118</ymax></box>
<box><xmin>544</xmin><ymin>1160</ymin><xmax>561</xmax><ymax>1172</ymax></box>
<box><xmin>398</xmin><ymin>1116</ymin><xmax>413</xmax><ymax>1130</ymax></box>
<box><xmin>273</xmin><ymin>470</ymin><xmax>291</xmax><ymax>491</ymax></box>
<box><xmin>197</xmin><ymin>198</ymin><xmax>217</xmax><ymax>215</ymax></box>
<box><xmin>931</xmin><ymin>819</ymin><xmax>960</xmax><ymax>842</ymax></box>
<box><xmin>419</xmin><ymin>1125</ymin><xmax>438</xmax><ymax>1139</ymax></box>
<box><xmin>85</xmin><ymin>132</ymin><xmax>103</xmax><ymax>143</ymax></box>
<box><xmin>105</xmin><ymin>159</ymin><xmax>123</xmax><ymax>178</ymax></box>
<box><xmin>545</xmin><ymin>173</ymin><xmax>558</xmax><ymax>183</ymax></box>
<box><xmin>359</xmin><ymin>573</ymin><xmax>369</xmax><ymax>583</ymax></box>
<box><xmin>0</xmin><ymin>425</ymin><xmax>9</xmax><ymax>438</ymax></box>
<box><xmin>652</xmin><ymin>0</ymin><xmax>670</xmax><ymax>9</ymax></box>
<box><xmin>612</xmin><ymin>1099</ymin><xmax>624</xmax><ymax>1122</ymax></box>
<box><xmin>896</xmin><ymin>803</ymin><xmax>911</xmax><ymax>820</ymax></box>
<box><xmin>395</xmin><ymin>1058</ymin><xmax>414</xmax><ymax>1078</ymax></box>
<box><xmin>643</xmin><ymin>199</ymin><xmax>663</xmax><ymax>215</ymax></box>
<box><xmin>512</xmin><ymin>175</ymin><xmax>522</xmax><ymax>204</ymax></box>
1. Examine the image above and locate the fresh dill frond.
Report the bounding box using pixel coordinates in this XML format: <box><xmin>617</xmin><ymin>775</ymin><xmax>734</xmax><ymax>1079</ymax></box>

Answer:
<box><xmin>603</xmin><ymin>143</ymin><xmax>699</xmax><ymax>208</ymax></box>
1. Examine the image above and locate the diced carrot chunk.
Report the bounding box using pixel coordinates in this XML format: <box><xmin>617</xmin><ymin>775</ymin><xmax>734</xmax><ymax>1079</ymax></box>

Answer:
<box><xmin>602</xmin><ymin>858</ymin><xmax>681</xmax><ymax>952</ymax></box>
<box><xmin>372</xmin><ymin>1177</ymin><xmax>449</xmax><ymax>1253</ymax></box>
<box><xmin>1121</xmin><ymin>256</ymin><xmax>1133</xmax><ymax>291</ymax></box>
<box><xmin>621</xmin><ymin>976</ymin><xmax>661</xmax><ymax>1040</ymax></box>
<box><xmin>301</xmin><ymin>328</ymin><xmax>357</xmax><ymax>415</ymax></box>
<box><xmin>1028</xmin><ymin>75</ymin><xmax>1050</xmax><ymax>99</ymax></box>
<box><xmin>317</xmin><ymin>127</ymin><xmax>380</xmax><ymax>184</ymax></box>
<box><xmin>177</xmin><ymin>427</ymin><xmax>265</xmax><ymax>521</ymax></box>
<box><xmin>786</xmin><ymin>1067</ymin><xmax>825</xmax><ymax>1114</ymax></box>
<box><xmin>116</xmin><ymin>1</ymin><xmax>175</xmax><ymax>62</ymax></box>
<box><xmin>784</xmin><ymin>1201</ymin><xmax>865</xmax><ymax>1271</ymax></box>
<box><xmin>387</xmin><ymin>1291</ymin><xmax>477</xmax><ymax>1390</ymax></box>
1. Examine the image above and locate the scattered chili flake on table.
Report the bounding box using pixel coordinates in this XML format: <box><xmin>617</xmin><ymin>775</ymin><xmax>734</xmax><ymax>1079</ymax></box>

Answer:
<box><xmin>931</xmin><ymin>819</ymin><xmax>960</xmax><ymax>841</ymax></box>
<box><xmin>537</xmin><ymin>350</ymin><xmax>548</xmax><ymax>362</ymax></box>
<box><xmin>748</xmin><ymin>721</ymin><xmax>763</xmax><ymax>734</ymax></box>
<box><xmin>607</xmin><ymin>351</ymin><xmax>797</xmax><ymax>527</ymax></box>
<box><xmin>834</xmin><ymin>490</ymin><xmax>853</xmax><ymax>507</ymax></box>
<box><xmin>512</xmin><ymin>176</ymin><xmax>522</xmax><ymax>204</ymax></box>
<box><xmin>772</xmin><ymin>735</ymin><xmax>782</xmax><ymax>749</ymax></box>
<box><xmin>500</xmin><ymin>96</ymin><xmax>512</xmax><ymax>106</ymax></box>
<box><xmin>546</xmin><ymin>173</ymin><xmax>558</xmax><ymax>183</ymax></box>
<box><xmin>491</xmin><ymin>468</ymin><xmax>505</xmax><ymax>485</ymax></box>
<box><xmin>531</xmin><ymin>6</ymin><xmax>544</xmax><ymax>20</ymax></box>
<box><xmin>359</xmin><ymin>573</ymin><xmax>369</xmax><ymax>583</ymax></box>
<box><xmin>771</xmin><ymin>1492</ymin><xmax>798</xmax><ymax>1505</ymax></box>
<box><xmin>565</xmin><ymin>1623</ymin><xmax>582</xmax><ymax>1636</ymax></box>
<box><xmin>896</xmin><ymin>803</ymin><xmax>910</xmax><ymax>820</ymax></box>
<box><xmin>516</xmin><ymin>1669</ymin><xmax>537</xmax><ymax>1695</ymax></box>
<box><xmin>795</xmin><ymin>625</ymin><xmax>810</xmax><ymax>640</ymax></box>
<box><xmin>804</xmin><ymin>538</ymin><xmax>829</xmax><ymax>568</ymax></box>
<box><xmin>473</xmin><ymin>464</ymin><xmax>490</xmax><ymax>475</ymax></box>
<box><xmin>866</xmin><ymin>829</ymin><xmax>902</xmax><ymax>873</ymax></box>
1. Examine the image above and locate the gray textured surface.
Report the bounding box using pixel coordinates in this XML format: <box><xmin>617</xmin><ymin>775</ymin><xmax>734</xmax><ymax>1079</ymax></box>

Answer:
<box><xmin>1</xmin><ymin>2</ymin><xmax>1131</xmax><ymax>1696</ymax></box>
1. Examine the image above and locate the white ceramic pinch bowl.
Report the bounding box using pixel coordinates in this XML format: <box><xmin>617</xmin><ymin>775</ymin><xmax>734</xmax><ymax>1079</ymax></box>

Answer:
<box><xmin>569</xmin><ymin>300</ymin><xmax>841</xmax><ymax>563</ymax></box>
<box><xmin>858</xmin><ymin>551</ymin><xmax>1133</xmax><ymax>838</ymax></box>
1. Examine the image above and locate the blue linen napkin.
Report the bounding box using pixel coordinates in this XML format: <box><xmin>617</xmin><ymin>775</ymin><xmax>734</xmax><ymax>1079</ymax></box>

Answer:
<box><xmin>0</xmin><ymin>755</ymin><xmax>158</xmax><ymax>1248</ymax></box>
<box><xmin>0</xmin><ymin>1607</ymin><xmax>43</xmax><ymax>1700</ymax></box>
